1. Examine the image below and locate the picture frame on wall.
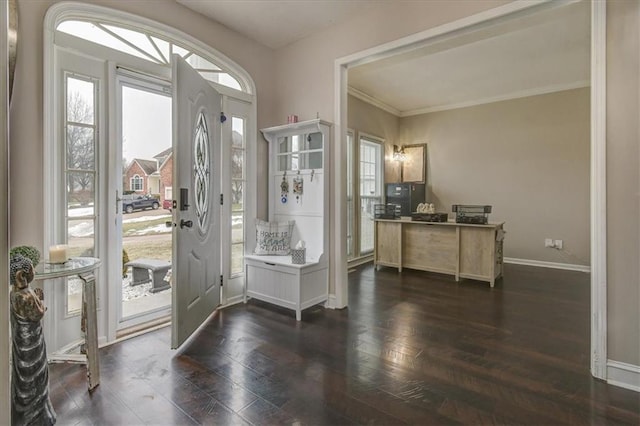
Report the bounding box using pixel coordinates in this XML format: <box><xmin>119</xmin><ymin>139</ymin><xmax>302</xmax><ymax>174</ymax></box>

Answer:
<box><xmin>401</xmin><ymin>144</ymin><xmax>426</xmax><ymax>183</ymax></box>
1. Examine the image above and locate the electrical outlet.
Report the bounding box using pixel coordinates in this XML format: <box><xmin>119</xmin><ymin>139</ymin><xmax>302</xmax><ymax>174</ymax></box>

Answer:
<box><xmin>554</xmin><ymin>239</ymin><xmax>563</xmax><ymax>250</ymax></box>
<box><xmin>545</xmin><ymin>238</ymin><xmax>554</xmax><ymax>247</ymax></box>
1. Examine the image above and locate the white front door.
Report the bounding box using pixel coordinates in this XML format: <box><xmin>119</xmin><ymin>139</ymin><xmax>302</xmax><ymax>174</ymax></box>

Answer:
<box><xmin>171</xmin><ymin>55</ymin><xmax>222</xmax><ymax>348</ymax></box>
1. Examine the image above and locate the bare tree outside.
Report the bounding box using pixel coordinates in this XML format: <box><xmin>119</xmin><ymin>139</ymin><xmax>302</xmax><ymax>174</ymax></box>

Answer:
<box><xmin>231</xmin><ymin>130</ymin><xmax>243</xmax><ymax>206</ymax></box>
<box><xmin>66</xmin><ymin>89</ymin><xmax>95</xmax><ymax>205</ymax></box>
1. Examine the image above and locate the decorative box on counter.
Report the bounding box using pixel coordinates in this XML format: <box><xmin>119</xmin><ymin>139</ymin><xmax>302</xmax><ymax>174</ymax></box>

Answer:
<box><xmin>452</xmin><ymin>205</ymin><xmax>492</xmax><ymax>224</ymax></box>
<box><xmin>291</xmin><ymin>248</ymin><xmax>306</xmax><ymax>264</ymax></box>
<box><xmin>374</xmin><ymin>204</ymin><xmax>401</xmax><ymax>219</ymax></box>
<box><xmin>411</xmin><ymin>212</ymin><xmax>449</xmax><ymax>222</ymax></box>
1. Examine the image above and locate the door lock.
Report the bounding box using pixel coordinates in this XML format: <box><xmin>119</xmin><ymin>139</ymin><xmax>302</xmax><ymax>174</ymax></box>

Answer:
<box><xmin>180</xmin><ymin>219</ymin><xmax>193</xmax><ymax>229</ymax></box>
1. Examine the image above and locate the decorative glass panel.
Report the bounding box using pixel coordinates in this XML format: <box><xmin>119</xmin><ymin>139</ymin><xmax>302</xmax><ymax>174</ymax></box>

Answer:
<box><xmin>57</xmin><ymin>19</ymin><xmax>244</xmax><ymax>91</ymax></box>
<box><xmin>66</xmin><ymin>126</ymin><xmax>94</xmax><ymax>170</ymax></box>
<box><xmin>58</xmin><ymin>21</ymin><xmax>151</xmax><ymax>62</ymax></box>
<box><xmin>102</xmin><ymin>24</ymin><xmax>165</xmax><ymax>63</ymax></box>
<box><xmin>186</xmin><ymin>54</ymin><xmax>221</xmax><ymax>71</ymax></box>
<box><xmin>193</xmin><ymin>112</ymin><xmax>210</xmax><ymax>232</ymax></box>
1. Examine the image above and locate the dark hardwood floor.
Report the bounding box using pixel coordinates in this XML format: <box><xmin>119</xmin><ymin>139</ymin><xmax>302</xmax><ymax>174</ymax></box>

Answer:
<box><xmin>49</xmin><ymin>264</ymin><xmax>640</xmax><ymax>425</ymax></box>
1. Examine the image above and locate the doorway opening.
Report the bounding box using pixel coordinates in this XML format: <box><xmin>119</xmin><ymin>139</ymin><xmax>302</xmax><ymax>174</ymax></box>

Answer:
<box><xmin>117</xmin><ymin>74</ymin><xmax>173</xmax><ymax>329</ymax></box>
<box><xmin>334</xmin><ymin>0</ymin><xmax>606</xmax><ymax>379</ymax></box>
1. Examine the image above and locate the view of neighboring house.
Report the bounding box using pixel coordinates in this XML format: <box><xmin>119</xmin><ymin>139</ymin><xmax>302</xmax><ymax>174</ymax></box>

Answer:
<box><xmin>123</xmin><ymin>147</ymin><xmax>173</xmax><ymax>203</ymax></box>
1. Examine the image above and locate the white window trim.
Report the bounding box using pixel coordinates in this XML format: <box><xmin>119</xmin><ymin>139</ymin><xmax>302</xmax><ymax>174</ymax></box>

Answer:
<box><xmin>130</xmin><ymin>174</ymin><xmax>143</xmax><ymax>191</ymax></box>
<box><xmin>355</xmin><ymin>132</ymin><xmax>384</xmax><ymax>258</ymax></box>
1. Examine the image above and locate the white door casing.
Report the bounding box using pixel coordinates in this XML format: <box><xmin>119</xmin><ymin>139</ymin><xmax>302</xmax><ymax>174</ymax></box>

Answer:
<box><xmin>171</xmin><ymin>54</ymin><xmax>222</xmax><ymax>348</ymax></box>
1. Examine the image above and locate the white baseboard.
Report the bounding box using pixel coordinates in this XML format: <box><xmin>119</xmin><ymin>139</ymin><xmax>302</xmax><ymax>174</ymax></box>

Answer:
<box><xmin>607</xmin><ymin>360</ymin><xmax>640</xmax><ymax>392</ymax></box>
<box><xmin>504</xmin><ymin>257</ymin><xmax>590</xmax><ymax>273</ymax></box>
<box><xmin>325</xmin><ymin>294</ymin><xmax>337</xmax><ymax>309</ymax></box>
<box><xmin>223</xmin><ymin>294</ymin><xmax>245</xmax><ymax>307</ymax></box>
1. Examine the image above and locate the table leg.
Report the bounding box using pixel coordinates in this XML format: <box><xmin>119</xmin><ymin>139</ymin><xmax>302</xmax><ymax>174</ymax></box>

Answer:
<box><xmin>79</xmin><ymin>271</ymin><xmax>100</xmax><ymax>391</ymax></box>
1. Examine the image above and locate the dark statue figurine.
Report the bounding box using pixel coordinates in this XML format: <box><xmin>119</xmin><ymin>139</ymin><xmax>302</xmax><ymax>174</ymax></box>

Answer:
<box><xmin>10</xmin><ymin>254</ymin><xmax>56</xmax><ymax>425</ymax></box>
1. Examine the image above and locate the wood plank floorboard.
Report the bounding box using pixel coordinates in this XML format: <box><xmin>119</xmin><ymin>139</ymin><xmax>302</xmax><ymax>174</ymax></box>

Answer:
<box><xmin>49</xmin><ymin>264</ymin><xmax>640</xmax><ymax>425</ymax></box>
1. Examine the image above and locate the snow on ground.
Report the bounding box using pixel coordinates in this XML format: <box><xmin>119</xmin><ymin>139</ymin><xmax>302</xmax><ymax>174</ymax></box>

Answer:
<box><xmin>127</xmin><ymin>224</ymin><xmax>171</xmax><ymax>236</ymax></box>
<box><xmin>68</xmin><ymin>221</ymin><xmax>95</xmax><ymax>238</ymax></box>
<box><xmin>69</xmin><ymin>271</ymin><xmax>170</xmax><ymax>301</ymax></box>
<box><xmin>69</xmin><ymin>206</ymin><xmax>94</xmax><ymax>217</ymax></box>
<box><xmin>121</xmin><ymin>273</ymin><xmax>171</xmax><ymax>301</ymax></box>
<box><xmin>124</xmin><ymin>214</ymin><xmax>171</xmax><ymax>224</ymax></box>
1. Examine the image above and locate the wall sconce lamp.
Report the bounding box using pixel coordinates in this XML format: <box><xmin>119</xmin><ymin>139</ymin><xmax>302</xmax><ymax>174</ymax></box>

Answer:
<box><xmin>393</xmin><ymin>145</ymin><xmax>406</xmax><ymax>162</ymax></box>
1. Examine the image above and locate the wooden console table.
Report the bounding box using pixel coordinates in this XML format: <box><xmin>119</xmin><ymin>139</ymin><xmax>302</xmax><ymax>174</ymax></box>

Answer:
<box><xmin>374</xmin><ymin>219</ymin><xmax>505</xmax><ymax>287</ymax></box>
<box><xmin>34</xmin><ymin>257</ymin><xmax>101</xmax><ymax>391</ymax></box>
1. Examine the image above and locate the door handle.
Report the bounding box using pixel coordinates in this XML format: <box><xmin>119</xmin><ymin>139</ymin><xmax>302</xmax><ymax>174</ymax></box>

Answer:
<box><xmin>180</xmin><ymin>219</ymin><xmax>193</xmax><ymax>229</ymax></box>
<box><xmin>180</xmin><ymin>188</ymin><xmax>190</xmax><ymax>210</ymax></box>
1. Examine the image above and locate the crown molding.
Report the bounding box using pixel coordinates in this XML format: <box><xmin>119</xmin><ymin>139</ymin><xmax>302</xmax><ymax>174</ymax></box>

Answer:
<box><xmin>400</xmin><ymin>80</ymin><xmax>590</xmax><ymax>117</ymax></box>
<box><xmin>347</xmin><ymin>86</ymin><xmax>400</xmax><ymax>116</ymax></box>
<box><xmin>349</xmin><ymin>80</ymin><xmax>590</xmax><ymax>118</ymax></box>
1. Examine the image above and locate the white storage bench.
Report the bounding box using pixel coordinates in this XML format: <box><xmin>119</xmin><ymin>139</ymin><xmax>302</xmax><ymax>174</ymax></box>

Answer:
<box><xmin>244</xmin><ymin>254</ymin><xmax>328</xmax><ymax>321</ymax></box>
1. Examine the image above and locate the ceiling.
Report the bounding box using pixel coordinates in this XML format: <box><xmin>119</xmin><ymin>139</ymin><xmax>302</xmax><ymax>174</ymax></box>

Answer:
<box><xmin>177</xmin><ymin>0</ymin><xmax>591</xmax><ymax>116</ymax></box>
<box><xmin>176</xmin><ymin>0</ymin><xmax>389</xmax><ymax>49</ymax></box>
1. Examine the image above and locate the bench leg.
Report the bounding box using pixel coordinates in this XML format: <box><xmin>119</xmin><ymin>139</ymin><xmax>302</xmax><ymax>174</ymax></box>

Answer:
<box><xmin>150</xmin><ymin>268</ymin><xmax>171</xmax><ymax>293</ymax></box>
<box><xmin>130</xmin><ymin>267</ymin><xmax>151</xmax><ymax>286</ymax></box>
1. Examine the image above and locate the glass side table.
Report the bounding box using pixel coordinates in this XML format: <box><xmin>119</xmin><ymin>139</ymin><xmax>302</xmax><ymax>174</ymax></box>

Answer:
<box><xmin>34</xmin><ymin>257</ymin><xmax>102</xmax><ymax>391</ymax></box>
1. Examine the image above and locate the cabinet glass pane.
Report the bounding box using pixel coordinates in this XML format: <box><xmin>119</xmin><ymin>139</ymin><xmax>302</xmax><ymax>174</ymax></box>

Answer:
<box><xmin>278</xmin><ymin>155</ymin><xmax>289</xmax><ymax>171</ymax></box>
<box><xmin>308</xmin><ymin>152</ymin><xmax>322</xmax><ymax>169</ymax></box>
<box><xmin>291</xmin><ymin>135</ymin><xmax>302</xmax><ymax>152</ymax></box>
<box><xmin>278</xmin><ymin>137</ymin><xmax>289</xmax><ymax>154</ymax></box>
<box><xmin>307</xmin><ymin>132</ymin><xmax>323</xmax><ymax>150</ymax></box>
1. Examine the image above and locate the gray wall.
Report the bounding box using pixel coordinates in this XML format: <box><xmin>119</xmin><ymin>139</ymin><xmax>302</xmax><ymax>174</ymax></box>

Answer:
<box><xmin>347</xmin><ymin>94</ymin><xmax>400</xmax><ymax>183</ymax></box>
<box><xmin>398</xmin><ymin>89</ymin><xmax>590</xmax><ymax>266</ymax></box>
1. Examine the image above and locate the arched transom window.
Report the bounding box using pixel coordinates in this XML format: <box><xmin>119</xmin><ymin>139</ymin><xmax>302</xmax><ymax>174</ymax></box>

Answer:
<box><xmin>57</xmin><ymin>19</ymin><xmax>244</xmax><ymax>92</ymax></box>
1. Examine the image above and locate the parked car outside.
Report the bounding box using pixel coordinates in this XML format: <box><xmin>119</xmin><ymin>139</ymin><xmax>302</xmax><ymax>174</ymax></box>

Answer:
<box><xmin>121</xmin><ymin>194</ymin><xmax>160</xmax><ymax>214</ymax></box>
<box><xmin>163</xmin><ymin>199</ymin><xmax>173</xmax><ymax>212</ymax></box>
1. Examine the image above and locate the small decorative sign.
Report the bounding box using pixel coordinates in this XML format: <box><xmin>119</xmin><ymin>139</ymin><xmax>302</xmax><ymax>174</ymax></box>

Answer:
<box><xmin>293</xmin><ymin>172</ymin><xmax>303</xmax><ymax>203</ymax></box>
<box><xmin>280</xmin><ymin>173</ymin><xmax>289</xmax><ymax>204</ymax></box>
